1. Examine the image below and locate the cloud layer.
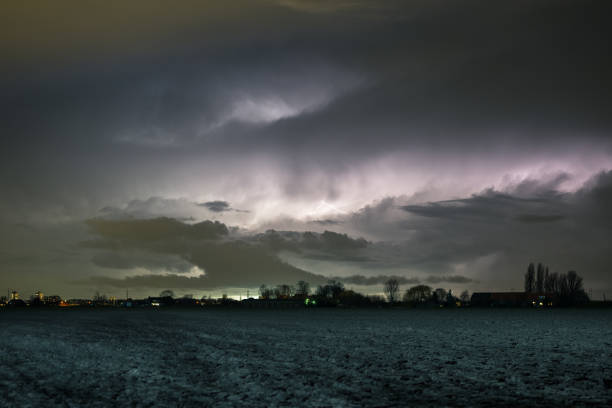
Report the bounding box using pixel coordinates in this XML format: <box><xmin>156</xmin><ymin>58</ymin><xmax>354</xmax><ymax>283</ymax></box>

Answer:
<box><xmin>74</xmin><ymin>171</ymin><xmax>612</xmax><ymax>296</ymax></box>
<box><xmin>1</xmin><ymin>1</ymin><xmax>611</xmax><ymax>297</ymax></box>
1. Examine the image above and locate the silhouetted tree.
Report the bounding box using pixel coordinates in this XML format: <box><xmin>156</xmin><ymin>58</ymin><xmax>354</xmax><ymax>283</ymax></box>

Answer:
<box><xmin>533</xmin><ymin>267</ymin><xmax>589</xmax><ymax>306</ymax></box>
<box><xmin>338</xmin><ymin>290</ymin><xmax>371</xmax><ymax>307</ymax></box>
<box><xmin>460</xmin><ymin>290</ymin><xmax>470</xmax><ymax>304</ymax></box>
<box><xmin>557</xmin><ymin>273</ymin><xmax>568</xmax><ymax>293</ymax></box>
<box><xmin>445</xmin><ymin>290</ymin><xmax>457</xmax><ymax>307</ymax></box>
<box><xmin>368</xmin><ymin>295</ymin><xmax>387</xmax><ymax>306</ymax></box>
<box><xmin>328</xmin><ymin>280</ymin><xmax>344</xmax><ymax>299</ymax></box>
<box><xmin>259</xmin><ymin>284</ymin><xmax>272</xmax><ymax>299</ymax></box>
<box><xmin>403</xmin><ymin>285</ymin><xmax>432</xmax><ymax>304</ymax></box>
<box><xmin>557</xmin><ymin>270</ymin><xmax>589</xmax><ymax>306</ymax></box>
<box><xmin>565</xmin><ymin>271</ymin><xmax>583</xmax><ymax>293</ymax></box>
<box><xmin>433</xmin><ymin>288</ymin><xmax>447</xmax><ymax>304</ymax></box>
<box><xmin>383</xmin><ymin>278</ymin><xmax>400</xmax><ymax>303</ymax></box>
<box><xmin>274</xmin><ymin>284</ymin><xmax>293</xmax><ymax>299</ymax></box>
<box><xmin>316</xmin><ymin>284</ymin><xmax>332</xmax><ymax>298</ymax></box>
<box><xmin>544</xmin><ymin>271</ymin><xmax>558</xmax><ymax>293</ymax></box>
<box><xmin>536</xmin><ymin>263</ymin><xmax>544</xmax><ymax>293</ymax></box>
<box><xmin>159</xmin><ymin>289</ymin><xmax>175</xmax><ymax>298</ymax></box>
<box><xmin>315</xmin><ymin>280</ymin><xmax>345</xmax><ymax>305</ymax></box>
<box><xmin>524</xmin><ymin>263</ymin><xmax>535</xmax><ymax>292</ymax></box>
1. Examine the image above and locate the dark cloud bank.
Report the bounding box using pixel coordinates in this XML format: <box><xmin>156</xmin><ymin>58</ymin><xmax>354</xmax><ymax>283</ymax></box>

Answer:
<box><xmin>82</xmin><ymin>215</ymin><xmax>478</xmax><ymax>290</ymax></box>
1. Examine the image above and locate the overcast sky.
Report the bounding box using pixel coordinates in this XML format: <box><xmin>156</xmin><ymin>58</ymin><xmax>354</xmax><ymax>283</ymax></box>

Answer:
<box><xmin>1</xmin><ymin>0</ymin><xmax>611</xmax><ymax>299</ymax></box>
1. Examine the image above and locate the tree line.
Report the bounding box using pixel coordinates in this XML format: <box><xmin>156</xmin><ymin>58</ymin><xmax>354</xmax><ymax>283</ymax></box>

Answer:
<box><xmin>258</xmin><ymin>280</ymin><xmax>380</xmax><ymax>306</ymax></box>
<box><xmin>524</xmin><ymin>262</ymin><xmax>589</xmax><ymax>306</ymax></box>
<box><xmin>257</xmin><ymin>279</ymin><xmax>467</xmax><ymax>307</ymax></box>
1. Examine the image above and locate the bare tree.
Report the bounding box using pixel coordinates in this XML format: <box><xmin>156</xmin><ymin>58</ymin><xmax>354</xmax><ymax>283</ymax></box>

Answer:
<box><xmin>259</xmin><ymin>284</ymin><xmax>272</xmax><ymax>299</ymax></box>
<box><xmin>544</xmin><ymin>271</ymin><xmax>558</xmax><ymax>293</ymax></box>
<box><xmin>536</xmin><ymin>263</ymin><xmax>544</xmax><ymax>293</ymax></box>
<box><xmin>565</xmin><ymin>270</ymin><xmax>583</xmax><ymax>294</ymax></box>
<box><xmin>557</xmin><ymin>273</ymin><xmax>568</xmax><ymax>295</ymax></box>
<box><xmin>433</xmin><ymin>288</ymin><xmax>447</xmax><ymax>304</ymax></box>
<box><xmin>275</xmin><ymin>284</ymin><xmax>293</xmax><ymax>299</ymax></box>
<box><xmin>403</xmin><ymin>285</ymin><xmax>432</xmax><ymax>303</ymax></box>
<box><xmin>383</xmin><ymin>278</ymin><xmax>400</xmax><ymax>303</ymax></box>
<box><xmin>549</xmin><ymin>270</ymin><xmax>588</xmax><ymax>306</ymax></box>
<box><xmin>328</xmin><ymin>280</ymin><xmax>344</xmax><ymax>299</ymax></box>
<box><xmin>460</xmin><ymin>290</ymin><xmax>470</xmax><ymax>304</ymax></box>
<box><xmin>524</xmin><ymin>263</ymin><xmax>535</xmax><ymax>293</ymax></box>
<box><xmin>315</xmin><ymin>280</ymin><xmax>344</xmax><ymax>300</ymax></box>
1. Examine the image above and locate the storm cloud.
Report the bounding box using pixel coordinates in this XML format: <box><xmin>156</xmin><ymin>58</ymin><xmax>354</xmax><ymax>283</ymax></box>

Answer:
<box><xmin>1</xmin><ymin>1</ymin><xmax>611</xmax><ymax>298</ymax></box>
<box><xmin>82</xmin><ymin>217</ymin><xmax>327</xmax><ymax>290</ymax></box>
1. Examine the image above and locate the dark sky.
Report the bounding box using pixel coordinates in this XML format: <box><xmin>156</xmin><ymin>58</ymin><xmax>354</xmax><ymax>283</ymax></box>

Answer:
<box><xmin>2</xmin><ymin>0</ymin><xmax>612</xmax><ymax>299</ymax></box>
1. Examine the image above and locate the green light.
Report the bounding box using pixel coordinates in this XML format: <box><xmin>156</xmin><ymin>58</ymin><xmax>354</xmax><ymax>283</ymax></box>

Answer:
<box><xmin>305</xmin><ymin>298</ymin><xmax>310</xmax><ymax>305</ymax></box>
